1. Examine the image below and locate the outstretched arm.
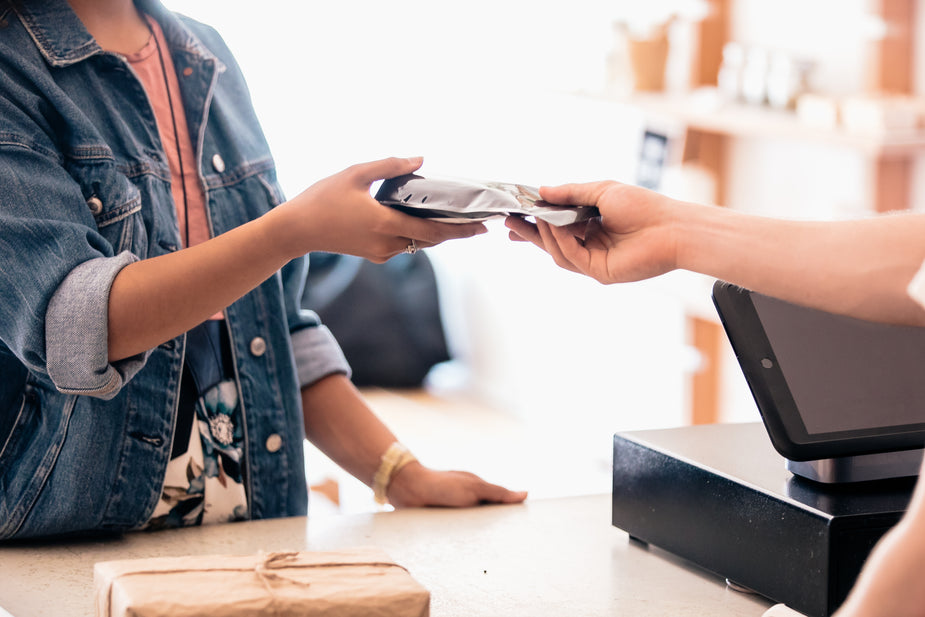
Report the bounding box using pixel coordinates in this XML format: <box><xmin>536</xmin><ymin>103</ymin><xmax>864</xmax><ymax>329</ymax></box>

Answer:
<box><xmin>108</xmin><ymin>157</ymin><xmax>486</xmax><ymax>361</ymax></box>
<box><xmin>506</xmin><ymin>181</ymin><xmax>925</xmax><ymax>326</ymax></box>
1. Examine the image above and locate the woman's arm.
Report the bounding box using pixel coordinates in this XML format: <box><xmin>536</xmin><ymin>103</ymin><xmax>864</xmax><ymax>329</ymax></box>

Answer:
<box><xmin>108</xmin><ymin>157</ymin><xmax>486</xmax><ymax>361</ymax></box>
<box><xmin>300</xmin><ymin>374</ymin><xmax>528</xmax><ymax>508</ymax></box>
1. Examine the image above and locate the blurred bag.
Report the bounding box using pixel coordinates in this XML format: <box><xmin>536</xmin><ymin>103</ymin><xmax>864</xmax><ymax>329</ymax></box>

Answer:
<box><xmin>302</xmin><ymin>251</ymin><xmax>450</xmax><ymax>388</ymax></box>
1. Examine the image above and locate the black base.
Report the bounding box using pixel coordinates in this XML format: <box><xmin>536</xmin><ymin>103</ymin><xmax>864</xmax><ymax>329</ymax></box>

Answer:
<box><xmin>612</xmin><ymin>423</ymin><xmax>915</xmax><ymax>617</ymax></box>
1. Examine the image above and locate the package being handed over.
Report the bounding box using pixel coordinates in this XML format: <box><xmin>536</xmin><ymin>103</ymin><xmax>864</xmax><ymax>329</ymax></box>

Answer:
<box><xmin>375</xmin><ymin>174</ymin><xmax>599</xmax><ymax>226</ymax></box>
<box><xmin>94</xmin><ymin>547</ymin><xmax>429</xmax><ymax>617</ymax></box>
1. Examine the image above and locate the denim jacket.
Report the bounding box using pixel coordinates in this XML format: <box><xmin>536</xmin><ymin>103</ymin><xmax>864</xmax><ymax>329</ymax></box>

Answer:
<box><xmin>0</xmin><ymin>0</ymin><xmax>349</xmax><ymax>539</ymax></box>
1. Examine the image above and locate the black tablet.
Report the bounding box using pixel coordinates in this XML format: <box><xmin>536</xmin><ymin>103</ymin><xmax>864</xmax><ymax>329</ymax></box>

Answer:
<box><xmin>712</xmin><ymin>280</ymin><xmax>925</xmax><ymax>461</ymax></box>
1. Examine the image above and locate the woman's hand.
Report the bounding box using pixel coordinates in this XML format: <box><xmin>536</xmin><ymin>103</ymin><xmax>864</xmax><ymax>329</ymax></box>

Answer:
<box><xmin>505</xmin><ymin>180</ymin><xmax>681</xmax><ymax>284</ymax></box>
<box><xmin>385</xmin><ymin>461</ymin><xmax>528</xmax><ymax>508</ymax></box>
<box><xmin>267</xmin><ymin>156</ymin><xmax>486</xmax><ymax>263</ymax></box>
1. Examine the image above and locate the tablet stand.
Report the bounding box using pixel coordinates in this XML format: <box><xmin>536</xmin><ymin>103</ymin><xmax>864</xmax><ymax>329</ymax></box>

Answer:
<box><xmin>786</xmin><ymin>448</ymin><xmax>925</xmax><ymax>484</ymax></box>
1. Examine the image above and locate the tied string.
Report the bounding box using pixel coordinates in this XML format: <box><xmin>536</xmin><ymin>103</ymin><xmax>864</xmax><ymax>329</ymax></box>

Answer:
<box><xmin>105</xmin><ymin>551</ymin><xmax>409</xmax><ymax>617</ymax></box>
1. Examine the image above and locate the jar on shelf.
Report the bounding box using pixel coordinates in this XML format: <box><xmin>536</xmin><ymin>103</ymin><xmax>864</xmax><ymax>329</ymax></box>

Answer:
<box><xmin>766</xmin><ymin>53</ymin><xmax>812</xmax><ymax>110</ymax></box>
<box><xmin>741</xmin><ymin>47</ymin><xmax>769</xmax><ymax>106</ymax></box>
<box><xmin>625</xmin><ymin>21</ymin><xmax>671</xmax><ymax>92</ymax></box>
<box><xmin>717</xmin><ymin>42</ymin><xmax>745</xmax><ymax>102</ymax></box>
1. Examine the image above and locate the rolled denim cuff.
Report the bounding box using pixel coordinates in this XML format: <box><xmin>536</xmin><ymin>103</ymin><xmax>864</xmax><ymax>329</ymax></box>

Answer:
<box><xmin>291</xmin><ymin>325</ymin><xmax>351</xmax><ymax>388</ymax></box>
<box><xmin>908</xmin><ymin>260</ymin><xmax>925</xmax><ymax>310</ymax></box>
<box><xmin>45</xmin><ymin>253</ymin><xmax>150</xmax><ymax>400</ymax></box>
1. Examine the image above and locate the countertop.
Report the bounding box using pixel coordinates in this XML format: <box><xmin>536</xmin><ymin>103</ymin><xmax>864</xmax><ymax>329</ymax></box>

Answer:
<box><xmin>0</xmin><ymin>493</ymin><xmax>773</xmax><ymax>616</ymax></box>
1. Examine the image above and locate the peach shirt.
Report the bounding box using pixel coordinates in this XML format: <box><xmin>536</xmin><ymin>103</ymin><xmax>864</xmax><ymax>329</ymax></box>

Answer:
<box><xmin>126</xmin><ymin>16</ymin><xmax>210</xmax><ymax>249</ymax></box>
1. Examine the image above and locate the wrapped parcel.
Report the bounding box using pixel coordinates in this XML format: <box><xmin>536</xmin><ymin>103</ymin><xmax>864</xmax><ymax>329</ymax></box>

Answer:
<box><xmin>376</xmin><ymin>174</ymin><xmax>600</xmax><ymax>226</ymax></box>
<box><xmin>94</xmin><ymin>548</ymin><xmax>429</xmax><ymax>617</ymax></box>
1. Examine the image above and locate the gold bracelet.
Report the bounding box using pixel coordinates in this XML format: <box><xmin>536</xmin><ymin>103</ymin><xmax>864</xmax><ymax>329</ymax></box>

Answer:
<box><xmin>372</xmin><ymin>442</ymin><xmax>417</xmax><ymax>505</ymax></box>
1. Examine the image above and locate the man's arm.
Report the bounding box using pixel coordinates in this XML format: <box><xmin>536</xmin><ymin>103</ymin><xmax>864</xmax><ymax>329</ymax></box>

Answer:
<box><xmin>677</xmin><ymin>202</ymin><xmax>925</xmax><ymax>326</ymax></box>
<box><xmin>506</xmin><ymin>181</ymin><xmax>925</xmax><ymax>326</ymax></box>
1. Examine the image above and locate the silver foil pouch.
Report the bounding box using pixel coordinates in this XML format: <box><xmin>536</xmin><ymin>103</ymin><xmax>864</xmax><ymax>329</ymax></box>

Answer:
<box><xmin>375</xmin><ymin>174</ymin><xmax>599</xmax><ymax>226</ymax></box>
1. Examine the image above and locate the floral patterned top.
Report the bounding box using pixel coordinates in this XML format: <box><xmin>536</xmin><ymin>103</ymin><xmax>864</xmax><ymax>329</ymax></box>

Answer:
<box><xmin>141</xmin><ymin>376</ymin><xmax>249</xmax><ymax>529</ymax></box>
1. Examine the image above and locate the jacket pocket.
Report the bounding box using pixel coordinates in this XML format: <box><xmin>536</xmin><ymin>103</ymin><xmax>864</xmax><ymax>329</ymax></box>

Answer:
<box><xmin>0</xmin><ymin>347</ymin><xmax>27</xmax><ymax>440</ymax></box>
<box><xmin>0</xmin><ymin>390</ymin><xmax>30</xmax><ymax>469</ymax></box>
<box><xmin>90</xmin><ymin>179</ymin><xmax>146</xmax><ymax>256</ymax></box>
<box><xmin>0</xmin><ymin>384</ymin><xmax>74</xmax><ymax>539</ymax></box>
<box><xmin>68</xmin><ymin>157</ymin><xmax>150</xmax><ymax>258</ymax></box>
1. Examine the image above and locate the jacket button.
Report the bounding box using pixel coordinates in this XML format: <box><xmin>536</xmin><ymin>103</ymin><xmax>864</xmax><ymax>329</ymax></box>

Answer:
<box><xmin>249</xmin><ymin>336</ymin><xmax>267</xmax><ymax>357</ymax></box>
<box><xmin>211</xmin><ymin>153</ymin><xmax>226</xmax><ymax>173</ymax></box>
<box><xmin>87</xmin><ymin>196</ymin><xmax>103</xmax><ymax>215</ymax></box>
<box><xmin>265</xmin><ymin>433</ymin><xmax>283</xmax><ymax>453</ymax></box>
<box><xmin>182</xmin><ymin>67</ymin><xmax>193</xmax><ymax>77</ymax></box>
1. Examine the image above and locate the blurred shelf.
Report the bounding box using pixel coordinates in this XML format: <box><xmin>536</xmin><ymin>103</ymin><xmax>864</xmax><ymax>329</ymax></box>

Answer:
<box><xmin>584</xmin><ymin>89</ymin><xmax>925</xmax><ymax>156</ymax></box>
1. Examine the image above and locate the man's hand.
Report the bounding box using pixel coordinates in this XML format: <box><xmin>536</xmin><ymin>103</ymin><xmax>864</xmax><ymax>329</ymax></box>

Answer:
<box><xmin>506</xmin><ymin>180</ymin><xmax>680</xmax><ymax>284</ymax></box>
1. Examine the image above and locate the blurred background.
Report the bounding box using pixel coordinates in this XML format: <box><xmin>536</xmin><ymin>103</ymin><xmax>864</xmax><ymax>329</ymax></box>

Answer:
<box><xmin>167</xmin><ymin>0</ymin><xmax>925</xmax><ymax>513</ymax></box>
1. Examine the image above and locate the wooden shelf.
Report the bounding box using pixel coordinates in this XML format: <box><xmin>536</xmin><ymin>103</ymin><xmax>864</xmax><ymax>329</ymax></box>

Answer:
<box><xmin>598</xmin><ymin>0</ymin><xmax>922</xmax><ymax>425</ymax></box>
<box><xmin>588</xmin><ymin>89</ymin><xmax>925</xmax><ymax>156</ymax></box>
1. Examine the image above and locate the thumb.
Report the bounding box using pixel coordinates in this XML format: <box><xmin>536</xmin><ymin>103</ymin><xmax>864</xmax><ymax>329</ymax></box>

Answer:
<box><xmin>353</xmin><ymin>156</ymin><xmax>424</xmax><ymax>186</ymax></box>
<box><xmin>540</xmin><ymin>180</ymin><xmax>616</xmax><ymax>207</ymax></box>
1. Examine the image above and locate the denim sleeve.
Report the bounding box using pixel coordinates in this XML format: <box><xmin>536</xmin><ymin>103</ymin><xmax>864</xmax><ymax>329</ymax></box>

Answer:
<box><xmin>45</xmin><ymin>254</ymin><xmax>150</xmax><ymax>399</ymax></box>
<box><xmin>0</xmin><ymin>135</ymin><xmax>148</xmax><ymax>399</ymax></box>
<box><xmin>280</xmin><ymin>251</ymin><xmax>351</xmax><ymax>388</ymax></box>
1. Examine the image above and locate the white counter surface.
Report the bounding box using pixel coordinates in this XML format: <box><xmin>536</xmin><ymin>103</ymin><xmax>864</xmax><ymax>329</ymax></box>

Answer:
<box><xmin>0</xmin><ymin>494</ymin><xmax>773</xmax><ymax>616</ymax></box>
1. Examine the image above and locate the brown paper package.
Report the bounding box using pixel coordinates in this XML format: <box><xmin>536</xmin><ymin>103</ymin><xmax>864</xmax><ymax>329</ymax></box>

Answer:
<box><xmin>94</xmin><ymin>547</ymin><xmax>430</xmax><ymax>617</ymax></box>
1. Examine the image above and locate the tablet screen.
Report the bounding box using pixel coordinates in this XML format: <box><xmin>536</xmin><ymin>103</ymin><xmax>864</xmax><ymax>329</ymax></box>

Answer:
<box><xmin>713</xmin><ymin>281</ymin><xmax>925</xmax><ymax>460</ymax></box>
<box><xmin>752</xmin><ymin>293</ymin><xmax>925</xmax><ymax>435</ymax></box>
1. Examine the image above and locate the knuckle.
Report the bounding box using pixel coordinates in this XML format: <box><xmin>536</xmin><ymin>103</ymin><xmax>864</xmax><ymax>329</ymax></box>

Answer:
<box><xmin>601</xmin><ymin>182</ymin><xmax>620</xmax><ymax>198</ymax></box>
<box><xmin>370</xmin><ymin>214</ymin><xmax>393</xmax><ymax>235</ymax></box>
<box><xmin>345</xmin><ymin>163</ymin><xmax>366</xmax><ymax>181</ymax></box>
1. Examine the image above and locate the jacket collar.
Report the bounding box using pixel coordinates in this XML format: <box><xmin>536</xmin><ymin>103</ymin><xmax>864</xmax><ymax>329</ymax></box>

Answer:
<box><xmin>16</xmin><ymin>0</ymin><xmax>219</xmax><ymax>69</ymax></box>
<box><xmin>16</xmin><ymin>0</ymin><xmax>97</xmax><ymax>67</ymax></box>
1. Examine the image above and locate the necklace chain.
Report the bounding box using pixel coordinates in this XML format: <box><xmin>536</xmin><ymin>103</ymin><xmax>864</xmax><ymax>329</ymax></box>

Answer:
<box><xmin>150</xmin><ymin>21</ymin><xmax>191</xmax><ymax>249</ymax></box>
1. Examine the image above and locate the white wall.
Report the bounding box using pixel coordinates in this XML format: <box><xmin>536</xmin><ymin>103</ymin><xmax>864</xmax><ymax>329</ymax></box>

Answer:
<box><xmin>171</xmin><ymin>1</ymin><xmax>623</xmax><ymax>189</ymax></box>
